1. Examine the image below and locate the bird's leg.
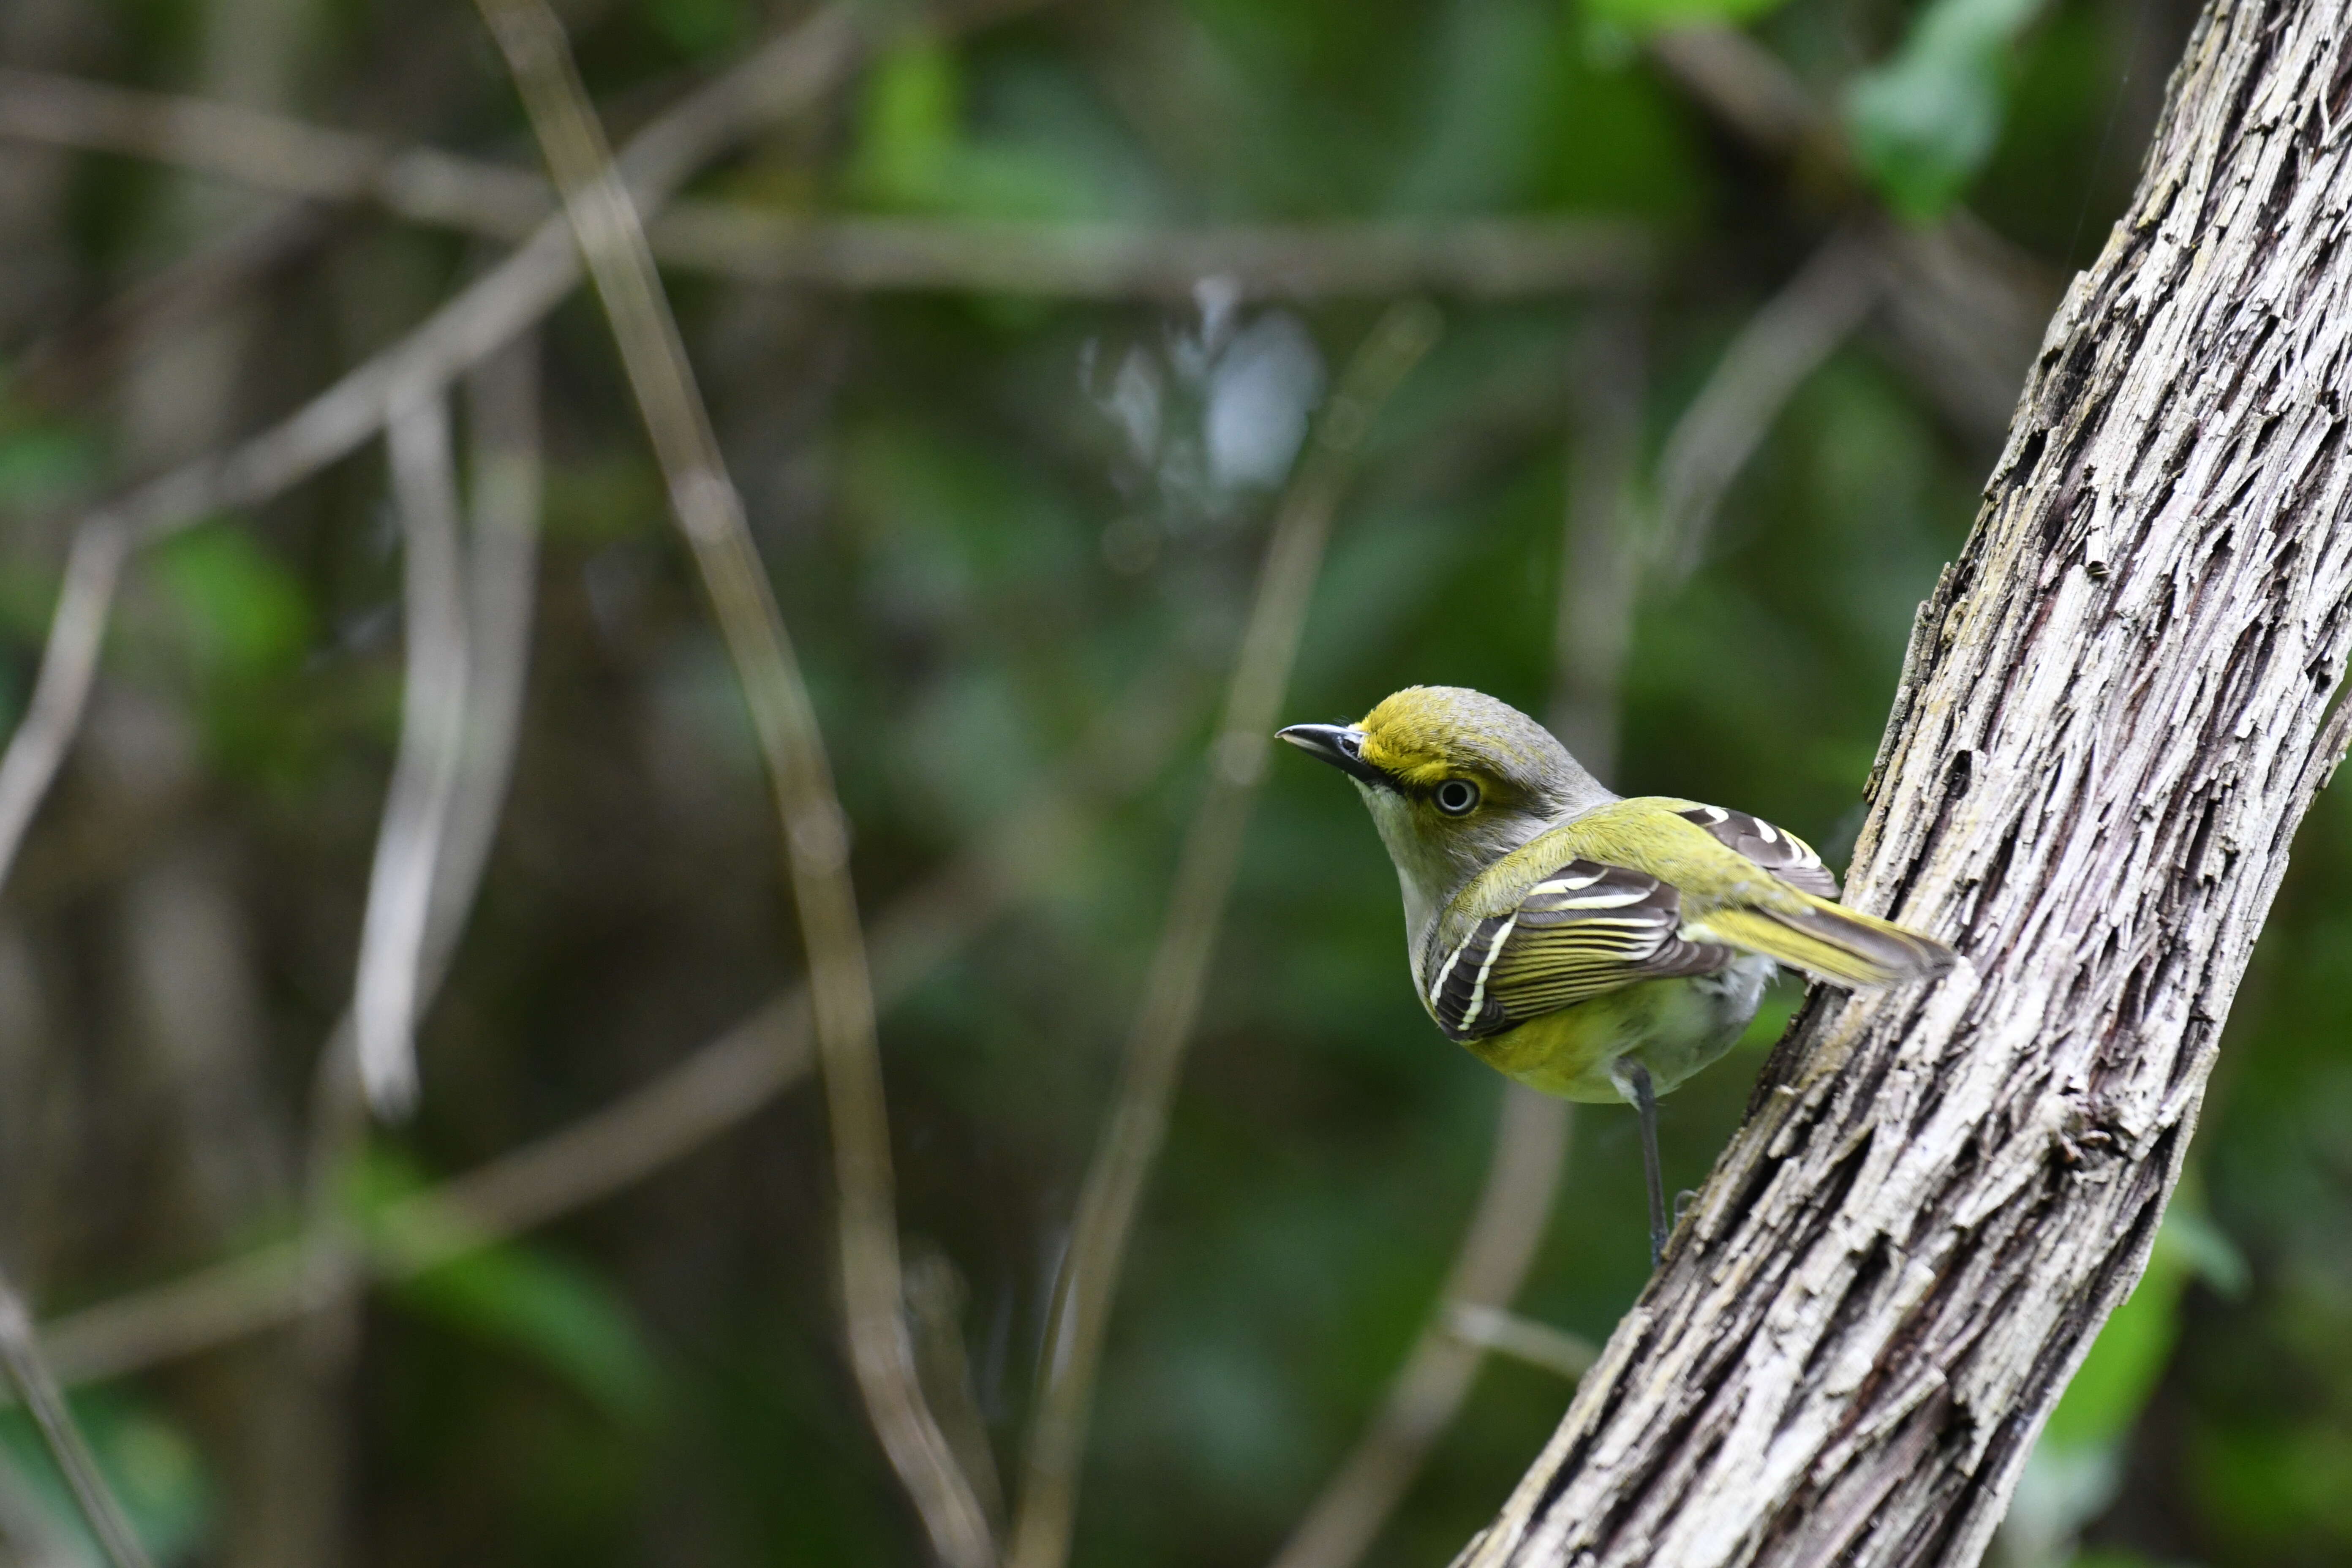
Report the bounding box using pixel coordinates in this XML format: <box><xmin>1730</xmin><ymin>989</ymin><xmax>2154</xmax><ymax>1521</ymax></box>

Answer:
<box><xmin>1622</xmin><ymin>1062</ymin><xmax>1667</xmax><ymax>1268</ymax></box>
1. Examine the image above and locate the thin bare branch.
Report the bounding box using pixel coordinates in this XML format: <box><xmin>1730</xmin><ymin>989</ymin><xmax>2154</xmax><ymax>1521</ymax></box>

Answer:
<box><xmin>351</xmin><ymin>389</ymin><xmax>471</xmax><ymax>1116</ymax></box>
<box><xmin>0</xmin><ymin>65</ymin><xmax>545</xmax><ymax>240</ymax></box>
<box><xmin>414</xmin><ymin>335</ymin><xmax>543</xmax><ymax>998</ymax></box>
<box><xmin>1553</xmin><ymin>306</ymin><xmax>1648</xmax><ymax>782</ymax></box>
<box><xmin>0</xmin><ymin>1452</ymin><xmax>80</xmax><ymax>1568</ymax></box>
<box><xmin>1652</xmin><ymin>229</ymin><xmax>1882</xmax><ymax>585</ymax></box>
<box><xmin>30</xmin><ymin>646</ymin><xmax>1206</xmax><ymax>1391</ymax></box>
<box><xmin>0</xmin><ymin>523</ymin><xmax>128</xmax><ymax>896</ymax></box>
<box><xmin>0</xmin><ymin>67</ymin><xmax>1648</xmax><ymax>300</ymax></box>
<box><xmin>1641</xmin><ymin>26</ymin><xmax>2053</xmax><ymax>443</ymax></box>
<box><xmin>1644</xmin><ymin>25</ymin><xmax>1840</xmax><ymax>167</ymax></box>
<box><xmin>640</xmin><ymin>212</ymin><xmax>1647</xmax><ymax>299</ymax></box>
<box><xmin>1008</xmin><ymin>300</ymin><xmax>1444</xmax><ymax>1568</ymax></box>
<box><xmin>8</xmin><ymin>201</ymin><xmax>334</xmax><ymax>411</ymax></box>
<box><xmin>1268</xmin><ymin>1085</ymin><xmax>1571</xmax><ymax>1568</ymax></box>
<box><xmin>1442</xmin><ymin>1306</ymin><xmax>1597</xmax><ymax>1383</ymax></box>
<box><xmin>906</xmin><ymin>1244</ymin><xmax>1009</xmax><ymax>1527</ymax></box>
<box><xmin>471</xmin><ymin>0</ymin><xmax>996</xmax><ymax>1560</ymax></box>
<box><xmin>0</xmin><ymin>1275</ymin><xmax>155</xmax><ymax>1568</ymax></box>
<box><xmin>1872</xmin><ymin>214</ymin><xmax>2059</xmax><ymax>444</ymax></box>
<box><xmin>0</xmin><ymin>3</ymin><xmax>863</xmax><ymax>1048</ymax></box>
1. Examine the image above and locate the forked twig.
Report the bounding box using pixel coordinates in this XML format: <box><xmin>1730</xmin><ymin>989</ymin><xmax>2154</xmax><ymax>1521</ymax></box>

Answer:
<box><xmin>1007</xmin><ymin>301</ymin><xmax>1443</xmax><ymax>1568</ymax></box>
<box><xmin>0</xmin><ymin>1274</ymin><xmax>154</xmax><ymax>1568</ymax></box>
<box><xmin>0</xmin><ymin>4</ymin><xmax>862</xmax><ymax>949</ymax></box>
<box><xmin>29</xmin><ymin>653</ymin><xmax>1206</xmax><ymax>1394</ymax></box>
<box><xmin>471</xmin><ymin>0</ymin><xmax>995</xmax><ymax>1560</ymax></box>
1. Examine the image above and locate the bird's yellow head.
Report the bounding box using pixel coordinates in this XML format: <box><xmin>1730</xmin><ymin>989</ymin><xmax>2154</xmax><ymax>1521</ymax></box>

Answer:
<box><xmin>1278</xmin><ymin>686</ymin><xmax>1612</xmax><ymax>931</ymax></box>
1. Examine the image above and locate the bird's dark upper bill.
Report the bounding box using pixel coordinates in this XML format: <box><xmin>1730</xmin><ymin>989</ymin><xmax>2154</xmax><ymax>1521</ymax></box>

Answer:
<box><xmin>1276</xmin><ymin>724</ymin><xmax>1393</xmax><ymax>788</ymax></box>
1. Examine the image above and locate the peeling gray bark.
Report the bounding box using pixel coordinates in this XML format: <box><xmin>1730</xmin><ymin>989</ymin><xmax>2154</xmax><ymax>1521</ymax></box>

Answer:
<box><xmin>1457</xmin><ymin>2</ymin><xmax>2352</xmax><ymax>1564</ymax></box>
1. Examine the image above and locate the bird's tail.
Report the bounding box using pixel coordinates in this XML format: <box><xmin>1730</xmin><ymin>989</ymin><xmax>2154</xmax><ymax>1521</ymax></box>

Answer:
<box><xmin>1698</xmin><ymin>896</ymin><xmax>1957</xmax><ymax>989</ymax></box>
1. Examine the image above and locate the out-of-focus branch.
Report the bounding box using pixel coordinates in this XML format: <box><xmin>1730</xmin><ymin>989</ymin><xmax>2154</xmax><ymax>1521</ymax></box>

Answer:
<box><xmin>471</xmin><ymin>1</ymin><xmax>996</xmax><ymax>1562</ymax></box>
<box><xmin>281</xmin><ymin>343</ymin><xmax>545</xmax><ymax>1553</ymax></box>
<box><xmin>420</xmin><ymin>335</ymin><xmax>542</xmax><ymax>997</ymax></box>
<box><xmin>0</xmin><ymin>1454</ymin><xmax>79</xmax><ymax>1568</ymax></box>
<box><xmin>0</xmin><ymin>3</ymin><xmax>864</xmax><ymax>983</ymax></box>
<box><xmin>1443</xmin><ymin>1307</ymin><xmax>1597</xmax><ymax>1383</ymax></box>
<box><xmin>0</xmin><ymin>71</ymin><xmax>1648</xmax><ymax>300</ymax></box>
<box><xmin>1269</xmin><ymin>1086</ymin><xmax>1572</xmax><ymax>1568</ymax></box>
<box><xmin>0</xmin><ymin>67</ymin><xmax>547</xmax><ymax>234</ymax></box>
<box><xmin>1008</xmin><ymin>300</ymin><xmax>1443</xmax><ymax>1568</ymax></box>
<box><xmin>30</xmin><ymin>650</ymin><xmax>1206</xmax><ymax>1391</ymax></box>
<box><xmin>95</xmin><ymin>3</ymin><xmax>858</xmax><ymax>555</ymax></box>
<box><xmin>1652</xmin><ymin>229</ymin><xmax>1882</xmax><ymax>585</ymax></box>
<box><xmin>1644</xmin><ymin>26</ymin><xmax>1840</xmax><ymax>168</ymax></box>
<box><xmin>1645</xmin><ymin>24</ymin><xmax>2053</xmax><ymax>441</ymax></box>
<box><xmin>645</xmin><ymin>212</ymin><xmax>1647</xmax><ymax>299</ymax></box>
<box><xmin>351</xmin><ymin>389</ymin><xmax>471</xmax><ymax>1116</ymax></box>
<box><xmin>906</xmin><ymin>1244</ymin><xmax>1008</xmax><ymax>1528</ymax></box>
<box><xmin>1872</xmin><ymin>214</ymin><xmax>2063</xmax><ymax>444</ymax></box>
<box><xmin>7</xmin><ymin>201</ymin><xmax>335</xmax><ymax>411</ymax></box>
<box><xmin>0</xmin><ymin>1277</ymin><xmax>154</xmax><ymax>1568</ymax></box>
<box><xmin>1553</xmin><ymin>306</ymin><xmax>1647</xmax><ymax>780</ymax></box>
<box><xmin>0</xmin><ymin>524</ymin><xmax>128</xmax><ymax>896</ymax></box>
<box><xmin>1265</xmin><ymin>306</ymin><xmax>1644</xmax><ymax>1568</ymax></box>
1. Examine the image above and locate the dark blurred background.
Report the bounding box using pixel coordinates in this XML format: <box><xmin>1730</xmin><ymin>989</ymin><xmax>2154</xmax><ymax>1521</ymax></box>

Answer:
<box><xmin>0</xmin><ymin>0</ymin><xmax>2345</xmax><ymax>1564</ymax></box>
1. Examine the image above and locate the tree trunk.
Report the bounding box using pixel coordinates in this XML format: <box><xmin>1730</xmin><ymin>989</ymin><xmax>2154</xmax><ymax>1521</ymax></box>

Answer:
<box><xmin>1459</xmin><ymin>2</ymin><xmax>2352</xmax><ymax>1563</ymax></box>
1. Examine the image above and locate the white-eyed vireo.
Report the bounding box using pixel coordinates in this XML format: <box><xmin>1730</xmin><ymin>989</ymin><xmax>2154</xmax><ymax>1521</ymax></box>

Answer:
<box><xmin>1279</xmin><ymin>685</ymin><xmax>1955</xmax><ymax>1263</ymax></box>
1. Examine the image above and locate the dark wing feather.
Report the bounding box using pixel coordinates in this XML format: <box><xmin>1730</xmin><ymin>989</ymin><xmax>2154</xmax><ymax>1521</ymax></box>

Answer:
<box><xmin>1424</xmin><ymin>860</ymin><xmax>1733</xmax><ymax>1041</ymax></box>
<box><xmin>1676</xmin><ymin>804</ymin><xmax>1840</xmax><ymax>898</ymax></box>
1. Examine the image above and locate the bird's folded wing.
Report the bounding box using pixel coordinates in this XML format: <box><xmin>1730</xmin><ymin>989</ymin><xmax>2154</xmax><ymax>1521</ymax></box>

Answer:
<box><xmin>1423</xmin><ymin>861</ymin><xmax>1732</xmax><ymax>1042</ymax></box>
<box><xmin>1668</xmin><ymin>801</ymin><xmax>1840</xmax><ymax>898</ymax></box>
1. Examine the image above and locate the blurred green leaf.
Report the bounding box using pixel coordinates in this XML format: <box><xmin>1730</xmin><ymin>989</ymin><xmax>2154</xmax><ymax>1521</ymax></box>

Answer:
<box><xmin>1582</xmin><ymin>0</ymin><xmax>1797</xmax><ymax>41</ymax></box>
<box><xmin>849</xmin><ymin>37</ymin><xmax>1150</xmax><ymax>220</ymax></box>
<box><xmin>1845</xmin><ymin>0</ymin><xmax>2048</xmax><ymax>221</ymax></box>
<box><xmin>634</xmin><ymin>0</ymin><xmax>743</xmax><ymax>58</ymax></box>
<box><xmin>0</xmin><ymin>421</ymin><xmax>99</xmax><ymax>512</ymax></box>
<box><xmin>394</xmin><ymin>1246</ymin><xmax>667</xmax><ymax>1427</ymax></box>
<box><xmin>2005</xmin><ymin>1198</ymin><xmax>2244</xmax><ymax>1563</ymax></box>
<box><xmin>853</xmin><ymin>36</ymin><xmax>963</xmax><ymax>209</ymax></box>
<box><xmin>355</xmin><ymin>1153</ymin><xmax>665</xmax><ymax>1425</ymax></box>
<box><xmin>2043</xmin><ymin>1201</ymin><xmax>2241</xmax><ymax>1452</ymax></box>
<box><xmin>149</xmin><ymin>523</ymin><xmax>311</xmax><ymax>680</ymax></box>
<box><xmin>0</xmin><ymin>1388</ymin><xmax>212</xmax><ymax>1565</ymax></box>
<box><xmin>141</xmin><ymin>522</ymin><xmax>318</xmax><ymax>782</ymax></box>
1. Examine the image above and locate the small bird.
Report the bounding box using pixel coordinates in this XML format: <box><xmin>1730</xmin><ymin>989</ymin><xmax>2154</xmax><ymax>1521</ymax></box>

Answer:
<box><xmin>1279</xmin><ymin>685</ymin><xmax>1955</xmax><ymax>1265</ymax></box>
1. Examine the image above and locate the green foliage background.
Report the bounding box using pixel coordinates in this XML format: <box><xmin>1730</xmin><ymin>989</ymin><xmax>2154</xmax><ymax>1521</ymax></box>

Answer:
<box><xmin>0</xmin><ymin>0</ymin><xmax>2344</xmax><ymax>1564</ymax></box>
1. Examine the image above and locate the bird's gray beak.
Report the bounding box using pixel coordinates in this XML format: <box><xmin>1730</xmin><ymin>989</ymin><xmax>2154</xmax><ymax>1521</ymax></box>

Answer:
<box><xmin>1277</xmin><ymin>724</ymin><xmax>1392</xmax><ymax>789</ymax></box>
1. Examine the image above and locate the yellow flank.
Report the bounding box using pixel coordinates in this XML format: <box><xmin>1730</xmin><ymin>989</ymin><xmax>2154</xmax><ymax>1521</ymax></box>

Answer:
<box><xmin>1460</xmin><ymin>976</ymin><xmax>1748</xmax><ymax>1102</ymax></box>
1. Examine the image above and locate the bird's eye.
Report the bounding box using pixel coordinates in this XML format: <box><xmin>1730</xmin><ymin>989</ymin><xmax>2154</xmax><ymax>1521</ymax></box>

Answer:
<box><xmin>1434</xmin><ymin>779</ymin><xmax>1479</xmax><ymax>817</ymax></box>
<box><xmin>1338</xmin><ymin>732</ymin><xmax>1362</xmax><ymax>757</ymax></box>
